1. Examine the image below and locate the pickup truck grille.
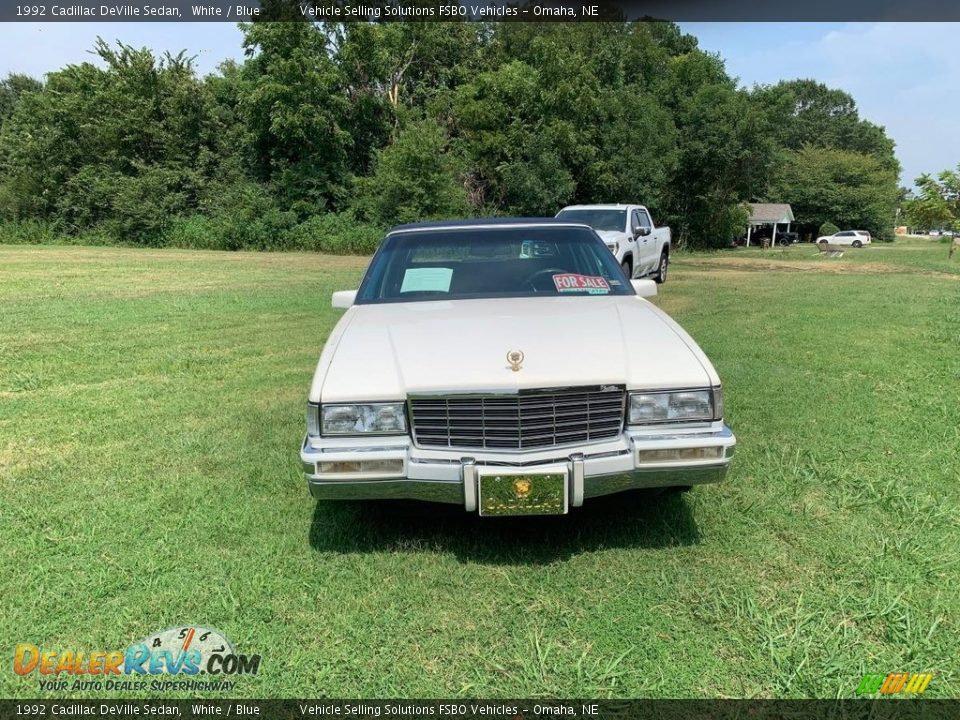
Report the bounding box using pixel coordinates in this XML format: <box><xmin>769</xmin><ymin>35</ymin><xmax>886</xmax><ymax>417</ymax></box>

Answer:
<box><xmin>409</xmin><ymin>386</ymin><xmax>626</xmax><ymax>450</ymax></box>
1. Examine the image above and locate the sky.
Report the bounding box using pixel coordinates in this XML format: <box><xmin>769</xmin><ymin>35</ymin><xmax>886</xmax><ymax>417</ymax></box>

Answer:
<box><xmin>0</xmin><ymin>21</ymin><xmax>956</xmax><ymax>186</ymax></box>
<box><xmin>684</xmin><ymin>22</ymin><xmax>960</xmax><ymax>187</ymax></box>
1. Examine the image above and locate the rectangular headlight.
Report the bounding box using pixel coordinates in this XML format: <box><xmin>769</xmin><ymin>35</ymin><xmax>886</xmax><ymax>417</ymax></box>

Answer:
<box><xmin>321</xmin><ymin>403</ymin><xmax>408</xmax><ymax>435</ymax></box>
<box><xmin>628</xmin><ymin>388</ymin><xmax>719</xmax><ymax>425</ymax></box>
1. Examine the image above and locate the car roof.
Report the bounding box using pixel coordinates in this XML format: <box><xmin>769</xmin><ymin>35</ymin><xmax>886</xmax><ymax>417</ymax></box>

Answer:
<box><xmin>387</xmin><ymin>217</ymin><xmax>592</xmax><ymax>234</ymax></box>
<box><xmin>558</xmin><ymin>204</ymin><xmax>637</xmax><ymax>211</ymax></box>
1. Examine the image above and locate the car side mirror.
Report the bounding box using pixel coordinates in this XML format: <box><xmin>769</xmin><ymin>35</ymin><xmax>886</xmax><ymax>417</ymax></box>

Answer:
<box><xmin>635</xmin><ymin>227</ymin><xmax>651</xmax><ymax>238</ymax></box>
<box><xmin>331</xmin><ymin>290</ymin><xmax>357</xmax><ymax>308</ymax></box>
<box><xmin>631</xmin><ymin>279</ymin><xmax>657</xmax><ymax>298</ymax></box>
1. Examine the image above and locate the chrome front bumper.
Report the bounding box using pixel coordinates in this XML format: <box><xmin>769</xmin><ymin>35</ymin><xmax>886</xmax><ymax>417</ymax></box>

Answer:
<box><xmin>301</xmin><ymin>424</ymin><xmax>735</xmax><ymax>510</ymax></box>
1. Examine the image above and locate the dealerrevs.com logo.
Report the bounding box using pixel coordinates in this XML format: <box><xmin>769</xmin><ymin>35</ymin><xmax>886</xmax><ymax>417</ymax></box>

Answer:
<box><xmin>14</xmin><ymin>626</ymin><xmax>261</xmax><ymax>692</ymax></box>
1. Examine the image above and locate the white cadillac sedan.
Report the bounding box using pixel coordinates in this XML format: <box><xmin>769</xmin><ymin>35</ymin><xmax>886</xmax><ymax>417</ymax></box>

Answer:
<box><xmin>301</xmin><ymin>219</ymin><xmax>735</xmax><ymax>516</ymax></box>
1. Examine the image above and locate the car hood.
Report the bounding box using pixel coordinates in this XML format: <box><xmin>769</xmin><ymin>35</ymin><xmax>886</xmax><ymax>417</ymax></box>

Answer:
<box><xmin>311</xmin><ymin>296</ymin><xmax>717</xmax><ymax>403</ymax></box>
<box><xmin>596</xmin><ymin>230</ymin><xmax>629</xmax><ymax>244</ymax></box>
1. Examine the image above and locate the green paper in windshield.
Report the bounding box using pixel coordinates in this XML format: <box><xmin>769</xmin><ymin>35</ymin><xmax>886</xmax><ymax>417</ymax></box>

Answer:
<box><xmin>400</xmin><ymin>267</ymin><xmax>453</xmax><ymax>293</ymax></box>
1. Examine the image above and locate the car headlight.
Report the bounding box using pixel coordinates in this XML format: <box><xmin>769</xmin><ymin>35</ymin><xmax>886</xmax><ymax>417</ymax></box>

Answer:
<box><xmin>306</xmin><ymin>402</ymin><xmax>321</xmax><ymax>437</ymax></box>
<box><xmin>320</xmin><ymin>403</ymin><xmax>408</xmax><ymax>435</ymax></box>
<box><xmin>628</xmin><ymin>388</ymin><xmax>722</xmax><ymax>425</ymax></box>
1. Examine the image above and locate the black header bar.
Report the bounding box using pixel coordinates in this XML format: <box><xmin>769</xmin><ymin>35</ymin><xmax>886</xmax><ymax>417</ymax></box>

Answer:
<box><xmin>2</xmin><ymin>0</ymin><xmax>960</xmax><ymax>22</ymax></box>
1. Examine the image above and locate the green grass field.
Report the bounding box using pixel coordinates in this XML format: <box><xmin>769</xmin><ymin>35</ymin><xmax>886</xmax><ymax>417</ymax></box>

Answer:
<box><xmin>1</xmin><ymin>237</ymin><xmax>958</xmax><ymax>699</ymax></box>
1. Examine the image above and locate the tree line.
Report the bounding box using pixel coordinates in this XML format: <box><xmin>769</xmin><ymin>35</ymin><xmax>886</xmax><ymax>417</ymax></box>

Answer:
<box><xmin>0</xmin><ymin>20</ymin><xmax>901</xmax><ymax>253</ymax></box>
<box><xmin>902</xmin><ymin>167</ymin><xmax>960</xmax><ymax>234</ymax></box>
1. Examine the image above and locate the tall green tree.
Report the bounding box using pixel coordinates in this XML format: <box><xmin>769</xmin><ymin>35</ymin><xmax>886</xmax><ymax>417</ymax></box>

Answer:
<box><xmin>238</xmin><ymin>21</ymin><xmax>352</xmax><ymax>212</ymax></box>
<box><xmin>0</xmin><ymin>21</ymin><xmax>904</xmax><ymax>254</ymax></box>
<box><xmin>769</xmin><ymin>145</ymin><xmax>898</xmax><ymax>236</ymax></box>
<box><xmin>0</xmin><ymin>73</ymin><xmax>42</xmax><ymax>128</ymax></box>
<box><xmin>905</xmin><ymin>168</ymin><xmax>960</xmax><ymax>231</ymax></box>
<box><xmin>755</xmin><ymin>79</ymin><xmax>900</xmax><ymax>238</ymax></box>
<box><xmin>453</xmin><ymin>59</ymin><xmax>574</xmax><ymax>214</ymax></box>
<box><xmin>660</xmin><ymin>53</ymin><xmax>777</xmax><ymax>247</ymax></box>
<box><xmin>452</xmin><ymin>23</ymin><xmax>685</xmax><ymax>218</ymax></box>
<box><xmin>0</xmin><ymin>41</ymin><xmax>221</xmax><ymax>241</ymax></box>
<box><xmin>356</xmin><ymin>117</ymin><xmax>468</xmax><ymax>225</ymax></box>
<box><xmin>329</xmin><ymin>22</ymin><xmax>488</xmax><ymax>113</ymax></box>
<box><xmin>754</xmin><ymin>79</ymin><xmax>897</xmax><ymax>170</ymax></box>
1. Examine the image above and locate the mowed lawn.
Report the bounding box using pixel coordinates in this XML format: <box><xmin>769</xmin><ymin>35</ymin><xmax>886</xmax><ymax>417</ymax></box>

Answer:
<box><xmin>1</xmin><ymin>238</ymin><xmax>958</xmax><ymax>699</ymax></box>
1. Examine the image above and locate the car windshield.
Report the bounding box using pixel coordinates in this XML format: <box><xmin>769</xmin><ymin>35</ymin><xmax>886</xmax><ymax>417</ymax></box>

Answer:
<box><xmin>555</xmin><ymin>209</ymin><xmax>626</xmax><ymax>233</ymax></box>
<box><xmin>356</xmin><ymin>225</ymin><xmax>632</xmax><ymax>304</ymax></box>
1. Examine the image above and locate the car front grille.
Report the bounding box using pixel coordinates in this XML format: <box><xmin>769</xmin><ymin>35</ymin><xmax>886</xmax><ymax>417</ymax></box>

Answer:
<box><xmin>409</xmin><ymin>386</ymin><xmax>626</xmax><ymax>450</ymax></box>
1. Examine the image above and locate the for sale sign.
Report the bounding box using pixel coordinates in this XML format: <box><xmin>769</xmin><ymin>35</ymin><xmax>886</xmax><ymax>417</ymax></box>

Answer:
<box><xmin>552</xmin><ymin>273</ymin><xmax>611</xmax><ymax>294</ymax></box>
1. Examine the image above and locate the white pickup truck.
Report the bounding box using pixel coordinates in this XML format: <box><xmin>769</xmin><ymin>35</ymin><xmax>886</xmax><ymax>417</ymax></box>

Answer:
<box><xmin>556</xmin><ymin>204</ymin><xmax>671</xmax><ymax>283</ymax></box>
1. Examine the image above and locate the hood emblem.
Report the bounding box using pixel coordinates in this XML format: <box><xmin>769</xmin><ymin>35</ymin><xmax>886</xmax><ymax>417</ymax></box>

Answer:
<box><xmin>506</xmin><ymin>350</ymin><xmax>525</xmax><ymax>372</ymax></box>
<box><xmin>513</xmin><ymin>478</ymin><xmax>532</xmax><ymax>498</ymax></box>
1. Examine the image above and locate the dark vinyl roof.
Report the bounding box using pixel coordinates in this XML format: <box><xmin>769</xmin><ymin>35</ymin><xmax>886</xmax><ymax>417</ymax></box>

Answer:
<box><xmin>388</xmin><ymin>217</ymin><xmax>587</xmax><ymax>234</ymax></box>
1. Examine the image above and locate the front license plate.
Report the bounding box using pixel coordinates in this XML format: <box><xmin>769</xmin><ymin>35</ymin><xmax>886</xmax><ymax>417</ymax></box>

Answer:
<box><xmin>478</xmin><ymin>469</ymin><xmax>568</xmax><ymax>517</ymax></box>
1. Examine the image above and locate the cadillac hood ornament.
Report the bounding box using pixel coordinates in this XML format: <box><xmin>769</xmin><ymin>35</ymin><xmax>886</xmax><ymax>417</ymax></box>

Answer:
<box><xmin>506</xmin><ymin>350</ymin><xmax>525</xmax><ymax>372</ymax></box>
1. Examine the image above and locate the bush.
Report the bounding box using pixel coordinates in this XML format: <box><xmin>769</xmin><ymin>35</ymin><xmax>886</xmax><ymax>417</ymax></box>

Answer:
<box><xmin>165</xmin><ymin>181</ymin><xmax>299</xmax><ymax>251</ymax></box>
<box><xmin>0</xmin><ymin>219</ymin><xmax>116</xmax><ymax>246</ymax></box>
<box><xmin>287</xmin><ymin>213</ymin><xmax>384</xmax><ymax>255</ymax></box>
<box><xmin>2</xmin><ymin>206</ymin><xmax>387</xmax><ymax>255</ymax></box>
<box><xmin>166</xmin><ymin>210</ymin><xmax>300</xmax><ymax>251</ymax></box>
<box><xmin>0</xmin><ymin>218</ymin><xmax>59</xmax><ymax>244</ymax></box>
<box><xmin>56</xmin><ymin>165</ymin><xmax>201</xmax><ymax>246</ymax></box>
<box><xmin>355</xmin><ymin>118</ymin><xmax>469</xmax><ymax>226</ymax></box>
<box><xmin>1</xmin><ymin>212</ymin><xmax>385</xmax><ymax>255</ymax></box>
<box><xmin>818</xmin><ymin>222</ymin><xmax>840</xmax><ymax>237</ymax></box>
<box><xmin>166</xmin><ymin>215</ymin><xmax>221</xmax><ymax>250</ymax></box>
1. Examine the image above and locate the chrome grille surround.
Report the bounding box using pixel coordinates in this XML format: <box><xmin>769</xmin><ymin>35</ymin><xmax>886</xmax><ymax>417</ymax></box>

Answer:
<box><xmin>409</xmin><ymin>385</ymin><xmax>626</xmax><ymax>451</ymax></box>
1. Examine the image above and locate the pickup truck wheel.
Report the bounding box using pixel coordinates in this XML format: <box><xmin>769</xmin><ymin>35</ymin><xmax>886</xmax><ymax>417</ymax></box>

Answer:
<box><xmin>654</xmin><ymin>251</ymin><xmax>668</xmax><ymax>284</ymax></box>
<box><xmin>621</xmin><ymin>259</ymin><xmax>632</xmax><ymax>278</ymax></box>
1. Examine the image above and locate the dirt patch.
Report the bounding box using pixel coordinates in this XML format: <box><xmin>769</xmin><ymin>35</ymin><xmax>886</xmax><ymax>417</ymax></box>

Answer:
<box><xmin>679</xmin><ymin>258</ymin><xmax>900</xmax><ymax>274</ymax></box>
<box><xmin>677</xmin><ymin>257</ymin><xmax>960</xmax><ymax>281</ymax></box>
<box><xmin>0</xmin><ymin>245</ymin><xmax>371</xmax><ymax>270</ymax></box>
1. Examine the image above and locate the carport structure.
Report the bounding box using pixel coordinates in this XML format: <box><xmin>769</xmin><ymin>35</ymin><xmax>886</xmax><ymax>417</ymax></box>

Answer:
<box><xmin>745</xmin><ymin>203</ymin><xmax>795</xmax><ymax>247</ymax></box>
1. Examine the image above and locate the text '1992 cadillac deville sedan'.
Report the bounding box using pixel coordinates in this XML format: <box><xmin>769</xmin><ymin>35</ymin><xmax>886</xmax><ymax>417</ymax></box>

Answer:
<box><xmin>302</xmin><ymin>219</ymin><xmax>735</xmax><ymax>516</ymax></box>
